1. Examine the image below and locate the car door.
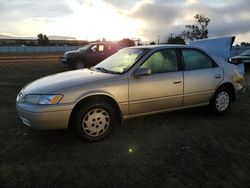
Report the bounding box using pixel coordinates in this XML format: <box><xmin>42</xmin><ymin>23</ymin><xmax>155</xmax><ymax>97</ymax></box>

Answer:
<box><xmin>181</xmin><ymin>48</ymin><xmax>223</xmax><ymax>106</ymax></box>
<box><xmin>86</xmin><ymin>44</ymin><xmax>105</xmax><ymax>66</ymax></box>
<box><xmin>96</xmin><ymin>44</ymin><xmax>107</xmax><ymax>62</ymax></box>
<box><xmin>129</xmin><ymin>49</ymin><xmax>183</xmax><ymax>116</ymax></box>
<box><xmin>102</xmin><ymin>44</ymin><xmax>115</xmax><ymax>59</ymax></box>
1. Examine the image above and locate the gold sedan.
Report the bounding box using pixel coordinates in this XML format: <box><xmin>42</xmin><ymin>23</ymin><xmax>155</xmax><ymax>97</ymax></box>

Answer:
<box><xmin>16</xmin><ymin>45</ymin><xmax>244</xmax><ymax>142</ymax></box>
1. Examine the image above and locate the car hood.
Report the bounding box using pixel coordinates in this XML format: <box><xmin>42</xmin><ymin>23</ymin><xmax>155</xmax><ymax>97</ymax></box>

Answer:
<box><xmin>65</xmin><ymin>49</ymin><xmax>85</xmax><ymax>57</ymax></box>
<box><xmin>231</xmin><ymin>55</ymin><xmax>250</xmax><ymax>60</ymax></box>
<box><xmin>189</xmin><ymin>36</ymin><xmax>235</xmax><ymax>60</ymax></box>
<box><xmin>22</xmin><ymin>69</ymin><xmax>116</xmax><ymax>94</ymax></box>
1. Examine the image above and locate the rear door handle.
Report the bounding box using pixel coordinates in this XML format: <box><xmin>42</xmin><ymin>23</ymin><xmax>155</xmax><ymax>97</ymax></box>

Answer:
<box><xmin>215</xmin><ymin>74</ymin><xmax>222</xmax><ymax>79</ymax></box>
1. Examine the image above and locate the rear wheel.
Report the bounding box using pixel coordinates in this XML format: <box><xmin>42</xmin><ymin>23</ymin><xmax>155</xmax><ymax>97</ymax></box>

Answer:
<box><xmin>210</xmin><ymin>87</ymin><xmax>231</xmax><ymax>115</ymax></box>
<box><xmin>73</xmin><ymin>101</ymin><xmax>116</xmax><ymax>142</ymax></box>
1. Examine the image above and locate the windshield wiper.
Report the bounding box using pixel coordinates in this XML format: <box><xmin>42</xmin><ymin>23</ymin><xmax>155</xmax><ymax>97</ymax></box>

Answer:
<box><xmin>95</xmin><ymin>67</ymin><xmax>109</xmax><ymax>73</ymax></box>
<box><xmin>94</xmin><ymin>67</ymin><xmax>121</xmax><ymax>74</ymax></box>
<box><xmin>90</xmin><ymin>66</ymin><xmax>97</xmax><ymax>71</ymax></box>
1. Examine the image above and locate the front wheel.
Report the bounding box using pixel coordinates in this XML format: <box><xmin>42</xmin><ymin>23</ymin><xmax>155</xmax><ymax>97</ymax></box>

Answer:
<box><xmin>75</xmin><ymin>61</ymin><xmax>85</xmax><ymax>69</ymax></box>
<box><xmin>210</xmin><ymin>87</ymin><xmax>231</xmax><ymax>115</ymax></box>
<box><xmin>73</xmin><ymin>101</ymin><xmax>116</xmax><ymax>142</ymax></box>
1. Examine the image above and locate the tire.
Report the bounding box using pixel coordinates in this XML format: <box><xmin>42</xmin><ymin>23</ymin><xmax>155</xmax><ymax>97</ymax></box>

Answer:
<box><xmin>210</xmin><ymin>87</ymin><xmax>231</xmax><ymax>115</ymax></box>
<box><xmin>73</xmin><ymin>100</ymin><xmax>116</xmax><ymax>142</ymax></box>
<box><xmin>75</xmin><ymin>61</ymin><xmax>85</xmax><ymax>69</ymax></box>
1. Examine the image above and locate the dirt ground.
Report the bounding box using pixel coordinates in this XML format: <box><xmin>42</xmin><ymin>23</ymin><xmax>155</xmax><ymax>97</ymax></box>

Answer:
<box><xmin>0</xmin><ymin>53</ymin><xmax>250</xmax><ymax>188</ymax></box>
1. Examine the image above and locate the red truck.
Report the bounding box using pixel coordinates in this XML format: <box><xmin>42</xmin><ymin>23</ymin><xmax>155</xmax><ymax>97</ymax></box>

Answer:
<box><xmin>59</xmin><ymin>42</ymin><xmax>120</xmax><ymax>69</ymax></box>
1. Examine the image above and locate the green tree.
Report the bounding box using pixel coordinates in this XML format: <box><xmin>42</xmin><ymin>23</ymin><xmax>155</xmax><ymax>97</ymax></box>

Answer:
<box><xmin>240</xmin><ymin>42</ymin><xmax>250</xmax><ymax>46</ymax></box>
<box><xmin>117</xmin><ymin>38</ymin><xmax>135</xmax><ymax>47</ymax></box>
<box><xmin>182</xmin><ymin>14</ymin><xmax>210</xmax><ymax>41</ymax></box>
<box><xmin>37</xmin><ymin>33</ymin><xmax>49</xmax><ymax>46</ymax></box>
<box><xmin>37</xmin><ymin>33</ymin><xmax>44</xmax><ymax>45</ymax></box>
<box><xmin>167</xmin><ymin>36</ymin><xmax>185</xmax><ymax>44</ymax></box>
<box><xmin>43</xmin><ymin>35</ymin><xmax>49</xmax><ymax>46</ymax></box>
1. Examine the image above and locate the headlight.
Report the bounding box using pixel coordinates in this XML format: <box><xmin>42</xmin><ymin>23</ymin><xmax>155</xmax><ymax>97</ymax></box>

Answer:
<box><xmin>64</xmin><ymin>52</ymin><xmax>69</xmax><ymax>59</ymax></box>
<box><xmin>24</xmin><ymin>94</ymin><xmax>63</xmax><ymax>105</ymax></box>
<box><xmin>242</xmin><ymin>59</ymin><xmax>250</xmax><ymax>63</ymax></box>
<box><xmin>17</xmin><ymin>89</ymin><xmax>25</xmax><ymax>102</ymax></box>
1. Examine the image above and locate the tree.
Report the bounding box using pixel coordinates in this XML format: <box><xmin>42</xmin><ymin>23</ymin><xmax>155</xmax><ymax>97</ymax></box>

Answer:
<box><xmin>37</xmin><ymin>33</ymin><xmax>49</xmax><ymax>46</ymax></box>
<box><xmin>43</xmin><ymin>35</ymin><xmax>49</xmax><ymax>45</ymax></box>
<box><xmin>240</xmin><ymin>42</ymin><xmax>250</xmax><ymax>46</ymax></box>
<box><xmin>102</xmin><ymin>37</ymin><xmax>107</xmax><ymax>42</ymax></box>
<box><xmin>117</xmin><ymin>38</ymin><xmax>135</xmax><ymax>47</ymax></box>
<box><xmin>149</xmin><ymin>41</ymin><xmax>156</xmax><ymax>45</ymax></box>
<box><xmin>167</xmin><ymin>36</ymin><xmax>185</xmax><ymax>44</ymax></box>
<box><xmin>182</xmin><ymin>14</ymin><xmax>210</xmax><ymax>41</ymax></box>
<box><xmin>37</xmin><ymin>33</ymin><xmax>44</xmax><ymax>45</ymax></box>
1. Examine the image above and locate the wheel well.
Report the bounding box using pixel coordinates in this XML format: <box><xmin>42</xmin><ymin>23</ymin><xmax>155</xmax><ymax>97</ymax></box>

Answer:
<box><xmin>68</xmin><ymin>95</ymin><xmax>122</xmax><ymax>129</ymax></box>
<box><xmin>217</xmin><ymin>83</ymin><xmax>236</xmax><ymax>103</ymax></box>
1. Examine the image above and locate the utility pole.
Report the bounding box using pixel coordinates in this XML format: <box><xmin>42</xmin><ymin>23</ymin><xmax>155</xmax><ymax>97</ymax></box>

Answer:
<box><xmin>158</xmin><ymin>35</ymin><xmax>160</xmax><ymax>44</ymax></box>
<box><xmin>170</xmin><ymin>33</ymin><xmax>174</xmax><ymax>38</ymax></box>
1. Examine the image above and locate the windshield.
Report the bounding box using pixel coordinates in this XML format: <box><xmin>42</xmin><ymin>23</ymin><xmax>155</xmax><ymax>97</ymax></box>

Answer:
<box><xmin>94</xmin><ymin>48</ymin><xmax>148</xmax><ymax>74</ymax></box>
<box><xmin>241</xmin><ymin>49</ymin><xmax>250</xmax><ymax>56</ymax></box>
<box><xmin>78</xmin><ymin>44</ymin><xmax>92</xmax><ymax>51</ymax></box>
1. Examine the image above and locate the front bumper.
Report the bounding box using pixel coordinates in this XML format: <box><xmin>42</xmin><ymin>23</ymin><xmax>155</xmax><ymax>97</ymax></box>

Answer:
<box><xmin>16</xmin><ymin>102</ymin><xmax>74</xmax><ymax>130</ymax></box>
<box><xmin>59</xmin><ymin>57</ymin><xmax>68</xmax><ymax>64</ymax></box>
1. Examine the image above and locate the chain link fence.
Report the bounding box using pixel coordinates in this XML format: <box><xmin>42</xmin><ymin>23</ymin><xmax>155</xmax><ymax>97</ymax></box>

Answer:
<box><xmin>0</xmin><ymin>46</ymin><xmax>81</xmax><ymax>53</ymax></box>
<box><xmin>0</xmin><ymin>45</ymin><xmax>249</xmax><ymax>56</ymax></box>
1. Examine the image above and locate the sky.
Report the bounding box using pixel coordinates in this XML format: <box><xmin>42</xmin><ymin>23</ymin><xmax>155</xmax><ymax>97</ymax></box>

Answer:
<box><xmin>0</xmin><ymin>0</ymin><xmax>250</xmax><ymax>44</ymax></box>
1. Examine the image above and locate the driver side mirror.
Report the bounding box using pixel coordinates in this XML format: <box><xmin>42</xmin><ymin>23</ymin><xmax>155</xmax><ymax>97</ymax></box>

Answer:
<box><xmin>133</xmin><ymin>67</ymin><xmax>151</xmax><ymax>77</ymax></box>
<box><xmin>90</xmin><ymin>46</ymin><xmax>97</xmax><ymax>53</ymax></box>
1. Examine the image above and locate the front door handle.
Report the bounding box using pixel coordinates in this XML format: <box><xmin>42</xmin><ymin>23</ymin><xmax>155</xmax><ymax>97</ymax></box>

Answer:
<box><xmin>173</xmin><ymin>80</ymin><xmax>182</xmax><ymax>84</ymax></box>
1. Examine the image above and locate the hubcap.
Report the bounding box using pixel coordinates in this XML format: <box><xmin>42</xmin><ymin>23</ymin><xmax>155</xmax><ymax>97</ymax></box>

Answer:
<box><xmin>82</xmin><ymin>108</ymin><xmax>110</xmax><ymax>137</ymax></box>
<box><xmin>76</xmin><ymin>62</ymin><xmax>84</xmax><ymax>69</ymax></box>
<box><xmin>215</xmin><ymin>91</ymin><xmax>230</xmax><ymax>112</ymax></box>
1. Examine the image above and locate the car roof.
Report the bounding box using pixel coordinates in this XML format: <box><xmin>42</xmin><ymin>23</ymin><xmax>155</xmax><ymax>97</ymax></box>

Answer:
<box><xmin>128</xmin><ymin>44</ymin><xmax>194</xmax><ymax>50</ymax></box>
<box><xmin>89</xmin><ymin>42</ymin><xmax>115</xmax><ymax>45</ymax></box>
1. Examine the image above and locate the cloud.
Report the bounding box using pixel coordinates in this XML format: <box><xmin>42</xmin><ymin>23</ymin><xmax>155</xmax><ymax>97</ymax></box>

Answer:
<box><xmin>121</xmin><ymin>0</ymin><xmax>250</xmax><ymax>42</ymax></box>
<box><xmin>209</xmin><ymin>20</ymin><xmax>250</xmax><ymax>37</ymax></box>
<box><xmin>124</xmin><ymin>1</ymin><xmax>185</xmax><ymax>41</ymax></box>
<box><xmin>103</xmin><ymin>0</ymin><xmax>142</xmax><ymax>9</ymax></box>
<box><xmin>0</xmin><ymin>0</ymin><xmax>73</xmax><ymax>19</ymax></box>
<box><xmin>183</xmin><ymin>0</ymin><xmax>250</xmax><ymax>38</ymax></box>
<box><xmin>0</xmin><ymin>0</ymin><xmax>73</xmax><ymax>36</ymax></box>
<box><xmin>130</xmin><ymin>2</ymin><xmax>181</xmax><ymax>23</ymax></box>
<box><xmin>0</xmin><ymin>0</ymin><xmax>249</xmax><ymax>43</ymax></box>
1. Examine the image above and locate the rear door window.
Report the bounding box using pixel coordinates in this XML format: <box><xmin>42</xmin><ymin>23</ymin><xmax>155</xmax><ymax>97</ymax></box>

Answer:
<box><xmin>182</xmin><ymin>49</ymin><xmax>217</xmax><ymax>70</ymax></box>
<box><xmin>98</xmin><ymin>45</ymin><xmax>104</xmax><ymax>52</ymax></box>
